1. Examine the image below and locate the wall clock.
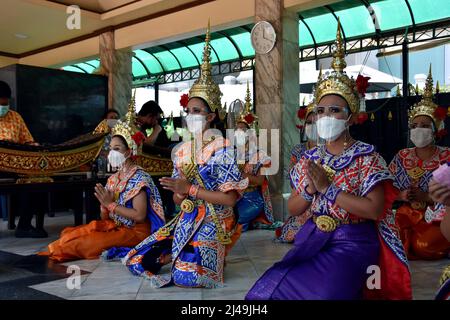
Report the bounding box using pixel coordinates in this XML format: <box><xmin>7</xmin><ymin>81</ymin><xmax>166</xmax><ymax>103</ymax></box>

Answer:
<box><xmin>250</xmin><ymin>21</ymin><xmax>276</xmax><ymax>54</ymax></box>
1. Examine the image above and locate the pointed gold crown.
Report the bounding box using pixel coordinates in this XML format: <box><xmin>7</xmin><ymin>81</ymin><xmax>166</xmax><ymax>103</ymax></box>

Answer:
<box><xmin>306</xmin><ymin>100</ymin><xmax>316</xmax><ymax>118</ymax></box>
<box><xmin>297</xmin><ymin>99</ymin><xmax>315</xmax><ymax>122</ymax></box>
<box><xmin>408</xmin><ymin>64</ymin><xmax>441</xmax><ymax>128</ymax></box>
<box><xmin>237</xmin><ymin>81</ymin><xmax>258</xmax><ymax>128</ymax></box>
<box><xmin>111</xmin><ymin>90</ymin><xmax>142</xmax><ymax>155</ymax></box>
<box><xmin>314</xmin><ymin>19</ymin><xmax>360</xmax><ymax>113</ymax></box>
<box><xmin>188</xmin><ymin>20</ymin><xmax>226</xmax><ymax>120</ymax></box>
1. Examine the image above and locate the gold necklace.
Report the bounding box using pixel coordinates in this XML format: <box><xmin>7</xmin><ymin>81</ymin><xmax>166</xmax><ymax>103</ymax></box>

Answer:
<box><xmin>318</xmin><ymin>135</ymin><xmax>354</xmax><ymax>182</ymax></box>
<box><xmin>181</xmin><ymin>136</ymin><xmax>232</xmax><ymax>245</ymax></box>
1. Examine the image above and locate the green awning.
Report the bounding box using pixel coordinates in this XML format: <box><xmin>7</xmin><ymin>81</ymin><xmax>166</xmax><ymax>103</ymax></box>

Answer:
<box><xmin>132</xmin><ymin>26</ymin><xmax>254</xmax><ymax>80</ymax></box>
<box><xmin>62</xmin><ymin>59</ymin><xmax>100</xmax><ymax>74</ymax></box>
<box><xmin>62</xmin><ymin>0</ymin><xmax>449</xmax><ymax>82</ymax></box>
<box><xmin>299</xmin><ymin>0</ymin><xmax>450</xmax><ymax>48</ymax></box>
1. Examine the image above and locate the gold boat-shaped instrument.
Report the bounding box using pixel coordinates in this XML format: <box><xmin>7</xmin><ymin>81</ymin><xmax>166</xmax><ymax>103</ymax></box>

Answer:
<box><xmin>135</xmin><ymin>153</ymin><xmax>173</xmax><ymax>176</ymax></box>
<box><xmin>0</xmin><ymin>123</ymin><xmax>173</xmax><ymax>183</ymax></box>
<box><xmin>0</xmin><ymin>132</ymin><xmax>107</xmax><ymax>183</ymax></box>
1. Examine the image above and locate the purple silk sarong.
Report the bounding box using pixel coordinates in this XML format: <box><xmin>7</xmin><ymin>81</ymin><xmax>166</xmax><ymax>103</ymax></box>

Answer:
<box><xmin>246</xmin><ymin>217</ymin><xmax>380</xmax><ymax>300</ymax></box>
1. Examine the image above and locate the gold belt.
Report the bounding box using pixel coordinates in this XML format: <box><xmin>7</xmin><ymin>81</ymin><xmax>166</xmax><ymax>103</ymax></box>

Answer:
<box><xmin>440</xmin><ymin>265</ymin><xmax>450</xmax><ymax>286</ymax></box>
<box><xmin>312</xmin><ymin>215</ymin><xmax>366</xmax><ymax>232</ymax></box>
<box><xmin>180</xmin><ymin>198</ymin><xmax>205</xmax><ymax>213</ymax></box>
<box><xmin>411</xmin><ymin>201</ymin><xmax>427</xmax><ymax>210</ymax></box>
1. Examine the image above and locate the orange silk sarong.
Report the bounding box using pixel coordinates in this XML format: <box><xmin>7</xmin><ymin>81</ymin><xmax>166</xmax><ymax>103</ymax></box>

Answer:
<box><xmin>38</xmin><ymin>219</ymin><xmax>150</xmax><ymax>262</ymax></box>
<box><xmin>396</xmin><ymin>204</ymin><xmax>450</xmax><ymax>260</ymax></box>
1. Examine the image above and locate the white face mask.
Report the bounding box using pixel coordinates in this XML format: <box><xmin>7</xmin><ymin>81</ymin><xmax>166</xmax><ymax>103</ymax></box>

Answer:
<box><xmin>410</xmin><ymin>127</ymin><xmax>433</xmax><ymax>148</ymax></box>
<box><xmin>106</xmin><ymin>119</ymin><xmax>118</xmax><ymax>128</ymax></box>
<box><xmin>0</xmin><ymin>105</ymin><xmax>9</xmax><ymax>117</ymax></box>
<box><xmin>316</xmin><ymin>116</ymin><xmax>347</xmax><ymax>141</ymax></box>
<box><xmin>108</xmin><ymin>150</ymin><xmax>127</xmax><ymax>169</ymax></box>
<box><xmin>235</xmin><ymin>130</ymin><xmax>247</xmax><ymax>145</ymax></box>
<box><xmin>304</xmin><ymin>123</ymin><xmax>317</xmax><ymax>141</ymax></box>
<box><xmin>185</xmin><ymin>114</ymin><xmax>206</xmax><ymax>133</ymax></box>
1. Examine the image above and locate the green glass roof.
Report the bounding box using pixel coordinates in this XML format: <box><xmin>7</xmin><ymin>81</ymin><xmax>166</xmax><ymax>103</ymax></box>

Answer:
<box><xmin>299</xmin><ymin>0</ymin><xmax>449</xmax><ymax>49</ymax></box>
<box><xmin>408</xmin><ymin>0</ymin><xmax>450</xmax><ymax>24</ymax></box>
<box><xmin>62</xmin><ymin>65</ymin><xmax>85</xmax><ymax>73</ymax></box>
<box><xmin>169</xmin><ymin>46</ymin><xmax>198</xmax><ymax>68</ymax></box>
<box><xmin>131</xmin><ymin>27</ymin><xmax>253</xmax><ymax>79</ymax></box>
<box><xmin>134</xmin><ymin>50</ymin><xmax>163</xmax><ymax>75</ymax></box>
<box><xmin>61</xmin><ymin>59</ymin><xmax>99</xmax><ymax>73</ymax></box>
<box><xmin>61</xmin><ymin>0</ymin><xmax>448</xmax><ymax>81</ymax></box>
<box><xmin>369</xmin><ymin>0</ymin><xmax>412</xmax><ymax>31</ymax></box>
<box><xmin>61</xmin><ymin>26</ymin><xmax>254</xmax><ymax>80</ymax></box>
<box><xmin>332</xmin><ymin>3</ymin><xmax>373</xmax><ymax>38</ymax></box>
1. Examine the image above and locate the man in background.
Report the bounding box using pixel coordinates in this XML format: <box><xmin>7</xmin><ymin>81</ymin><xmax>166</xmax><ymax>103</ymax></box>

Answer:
<box><xmin>0</xmin><ymin>80</ymin><xmax>34</xmax><ymax>144</ymax></box>
<box><xmin>105</xmin><ymin>109</ymin><xmax>120</xmax><ymax>121</ymax></box>
<box><xmin>136</xmin><ymin>100</ymin><xmax>175</xmax><ymax>219</ymax></box>
<box><xmin>0</xmin><ymin>80</ymin><xmax>47</xmax><ymax>238</ymax></box>
<box><xmin>136</xmin><ymin>100</ymin><xmax>171</xmax><ymax>153</ymax></box>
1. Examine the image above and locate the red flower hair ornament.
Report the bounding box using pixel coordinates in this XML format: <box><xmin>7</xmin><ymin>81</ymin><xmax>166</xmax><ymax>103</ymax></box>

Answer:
<box><xmin>356</xmin><ymin>74</ymin><xmax>371</xmax><ymax>97</ymax></box>
<box><xmin>355</xmin><ymin>74</ymin><xmax>371</xmax><ymax>124</ymax></box>
<box><xmin>180</xmin><ymin>94</ymin><xmax>189</xmax><ymax>110</ymax></box>
<box><xmin>297</xmin><ymin>108</ymin><xmax>307</xmax><ymax>120</ymax></box>
<box><xmin>131</xmin><ymin>131</ymin><xmax>146</xmax><ymax>146</ymax></box>
<box><xmin>244</xmin><ymin>113</ymin><xmax>255</xmax><ymax>125</ymax></box>
<box><xmin>434</xmin><ymin>106</ymin><xmax>447</xmax><ymax>121</ymax></box>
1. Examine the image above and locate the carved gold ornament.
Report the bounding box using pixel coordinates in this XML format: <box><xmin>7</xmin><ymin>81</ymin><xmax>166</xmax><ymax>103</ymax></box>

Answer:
<box><xmin>0</xmin><ymin>136</ymin><xmax>104</xmax><ymax>178</ymax></box>
<box><xmin>188</xmin><ymin>20</ymin><xmax>226</xmax><ymax>120</ymax></box>
<box><xmin>135</xmin><ymin>154</ymin><xmax>173</xmax><ymax>176</ymax></box>
<box><xmin>111</xmin><ymin>90</ymin><xmax>142</xmax><ymax>156</ymax></box>
<box><xmin>180</xmin><ymin>198</ymin><xmax>195</xmax><ymax>213</ymax></box>
<box><xmin>236</xmin><ymin>81</ymin><xmax>258</xmax><ymax>129</ymax></box>
<box><xmin>314</xmin><ymin>215</ymin><xmax>338</xmax><ymax>232</ymax></box>
<box><xmin>314</xmin><ymin>19</ymin><xmax>360</xmax><ymax>114</ymax></box>
<box><xmin>407</xmin><ymin>167</ymin><xmax>425</xmax><ymax>181</ymax></box>
<box><xmin>408</xmin><ymin>65</ymin><xmax>442</xmax><ymax>129</ymax></box>
<box><xmin>439</xmin><ymin>265</ymin><xmax>450</xmax><ymax>286</ymax></box>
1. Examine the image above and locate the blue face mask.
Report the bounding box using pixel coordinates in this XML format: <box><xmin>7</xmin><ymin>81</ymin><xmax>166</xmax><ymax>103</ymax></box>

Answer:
<box><xmin>0</xmin><ymin>105</ymin><xmax>9</xmax><ymax>117</ymax></box>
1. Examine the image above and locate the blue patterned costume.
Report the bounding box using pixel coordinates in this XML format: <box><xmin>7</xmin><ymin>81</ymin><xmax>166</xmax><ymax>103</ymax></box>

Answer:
<box><xmin>103</xmin><ymin>137</ymin><xmax>247</xmax><ymax>288</ymax></box>
<box><xmin>235</xmin><ymin>149</ymin><xmax>275</xmax><ymax>231</ymax></box>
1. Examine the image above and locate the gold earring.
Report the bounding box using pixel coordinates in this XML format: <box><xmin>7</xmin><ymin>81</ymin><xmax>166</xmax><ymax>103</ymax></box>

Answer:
<box><xmin>343</xmin><ymin>131</ymin><xmax>349</xmax><ymax>149</ymax></box>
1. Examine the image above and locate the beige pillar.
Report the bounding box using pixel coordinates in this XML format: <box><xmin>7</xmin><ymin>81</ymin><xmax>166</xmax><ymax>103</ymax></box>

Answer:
<box><xmin>254</xmin><ymin>0</ymin><xmax>299</xmax><ymax>221</ymax></box>
<box><xmin>99</xmin><ymin>31</ymin><xmax>133</xmax><ymax>117</ymax></box>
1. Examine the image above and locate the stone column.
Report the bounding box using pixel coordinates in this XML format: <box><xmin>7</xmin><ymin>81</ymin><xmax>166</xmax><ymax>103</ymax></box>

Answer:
<box><xmin>99</xmin><ymin>31</ymin><xmax>133</xmax><ymax>116</ymax></box>
<box><xmin>254</xmin><ymin>0</ymin><xmax>299</xmax><ymax>221</ymax></box>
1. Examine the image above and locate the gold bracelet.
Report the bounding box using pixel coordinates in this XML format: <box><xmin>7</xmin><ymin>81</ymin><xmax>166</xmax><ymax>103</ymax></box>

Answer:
<box><xmin>107</xmin><ymin>202</ymin><xmax>118</xmax><ymax>213</ymax></box>
<box><xmin>189</xmin><ymin>184</ymin><xmax>200</xmax><ymax>199</ymax></box>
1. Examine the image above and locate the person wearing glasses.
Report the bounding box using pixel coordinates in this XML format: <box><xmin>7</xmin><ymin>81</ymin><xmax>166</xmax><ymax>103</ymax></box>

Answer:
<box><xmin>246</xmin><ymin>23</ymin><xmax>411</xmax><ymax>300</ymax></box>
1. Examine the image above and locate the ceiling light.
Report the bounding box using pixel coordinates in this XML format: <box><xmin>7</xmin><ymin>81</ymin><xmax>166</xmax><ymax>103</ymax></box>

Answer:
<box><xmin>14</xmin><ymin>33</ymin><xmax>29</xmax><ymax>39</ymax></box>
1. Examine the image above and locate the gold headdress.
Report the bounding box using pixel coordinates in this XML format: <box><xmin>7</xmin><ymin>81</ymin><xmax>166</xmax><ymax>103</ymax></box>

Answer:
<box><xmin>236</xmin><ymin>81</ymin><xmax>258</xmax><ymax>128</ymax></box>
<box><xmin>408</xmin><ymin>64</ymin><xmax>443</xmax><ymax>129</ymax></box>
<box><xmin>306</xmin><ymin>100</ymin><xmax>315</xmax><ymax>119</ymax></box>
<box><xmin>188</xmin><ymin>20</ymin><xmax>226</xmax><ymax>120</ymax></box>
<box><xmin>314</xmin><ymin>19</ymin><xmax>360</xmax><ymax>114</ymax></box>
<box><xmin>111</xmin><ymin>91</ymin><xmax>143</xmax><ymax>155</ymax></box>
<box><xmin>296</xmin><ymin>100</ymin><xmax>315</xmax><ymax>131</ymax></box>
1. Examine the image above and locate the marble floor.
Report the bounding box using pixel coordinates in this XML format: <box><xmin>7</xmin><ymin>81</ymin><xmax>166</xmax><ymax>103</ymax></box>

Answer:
<box><xmin>0</xmin><ymin>212</ymin><xmax>448</xmax><ymax>300</ymax></box>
